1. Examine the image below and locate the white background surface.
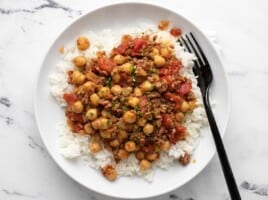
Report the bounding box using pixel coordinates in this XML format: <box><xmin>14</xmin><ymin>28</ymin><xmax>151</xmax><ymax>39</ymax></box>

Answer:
<box><xmin>0</xmin><ymin>0</ymin><xmax>268</xmax><ymax>200</ymax></box>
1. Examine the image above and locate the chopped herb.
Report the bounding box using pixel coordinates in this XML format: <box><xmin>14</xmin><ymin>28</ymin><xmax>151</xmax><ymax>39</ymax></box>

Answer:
<box><xmin>152</xmin><ymin>68</ymin><xmax>158</xmax><ymax>73</ymax></box>
<box><xmin>90</xmin><ymin>112</ymin><xmax>94</xmax><ymax>116</ymax></box>
<box><xmin>120</xmin><ymin>97</ymin><xmax>125</xmax><ymax>102</ymax></box>
<box><xmin>133</xmin><ymin>106</ymin><xmax>139</xmax><ymax>111</ymax></box>
<box><xmin>107</xmin><ymin>119</ymin><xmax>111</xmax><ymax>126</ymax></box>
<box><xmin>105</xmin><ymin>76</ymin><xmax>112</xmax><ymax>87</ymax></box>
<box><xmin>131</xmin><ymin>65</ymin><xmax>137</xmax><ymax>83</ymax></box>
<box><xmin>137</xmin><ymin>110</ymin><xmax>142</xmax><ymax>117</ymax></box>
<box><xmin>138</xmin><ymin>127</ymin><xmax>142</xmax><ymax>132</ymax></box>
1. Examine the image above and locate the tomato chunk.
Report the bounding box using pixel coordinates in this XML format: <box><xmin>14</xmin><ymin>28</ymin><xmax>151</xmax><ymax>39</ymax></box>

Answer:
<box><xmin>131</xmin><ymin>38</ymin><xmax>148</xmax><ymax>56</ymax></box>
<box><xmin>63</xmin><ymin>93</ymin><xmax>78</xmax><ymax>105</ymax></box>
<box><xmin>165</xmin><ymin>92</ymin><xmax>182</xmax><ymax>104</ymax></box>
<box><xmin>168</xmin><ymin>59</ymin><xmax>181</xmax><ymax>74</ymax></box>
<box><xmin>179</xmin><ymin>82</ymin><xmax>192</xmax><ymax>96</ymax></box>
<box><xmin>170</xmin><ymin>27</ymin><xmax>182</xmax><ymax>37</ymax></box>
<box><xmin>162</xmin><ymin>114</ymin><xmax>174</xmax><ymax>128</ymax></box>
<box><xmin>169</xmin><ymin>125</ymin><xmax>186</xmax><ymax>144</ymax></box>
<box><xmin>113</xmin><ymin>41</ymin><xmax>129</xmax><ymax>55</ymax></box>
<box><xmin>98</xmin><ymin>57</ymin><xmax>115</xmax><ymax>73</ymax></box>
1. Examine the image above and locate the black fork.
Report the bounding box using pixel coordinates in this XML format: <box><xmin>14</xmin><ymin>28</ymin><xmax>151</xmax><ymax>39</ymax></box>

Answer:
<box><xmin>179</xmin><ymin>33</ymin><xmax>241</xmax><ymax>200</ymax></box>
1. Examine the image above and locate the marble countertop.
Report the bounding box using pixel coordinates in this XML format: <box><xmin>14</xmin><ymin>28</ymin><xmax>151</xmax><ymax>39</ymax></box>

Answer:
<box><xmin>1</xmin><ymin>0</ymin><xmax>268</xmax><ymax>199</ymax></box>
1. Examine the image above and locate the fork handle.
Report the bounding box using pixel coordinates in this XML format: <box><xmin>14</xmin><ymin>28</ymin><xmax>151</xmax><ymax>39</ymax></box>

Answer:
<box><xmin>203</xmin><ymin>89</ymin><xmax>241</xmax><ymax>200</ymax></box>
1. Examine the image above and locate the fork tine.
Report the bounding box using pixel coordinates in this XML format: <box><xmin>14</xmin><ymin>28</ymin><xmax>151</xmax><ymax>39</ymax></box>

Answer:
<box><xmin>185</xmin><ymin>34</ymin><xmax>205</xmax><ymax>66</ymax></box>
<box><xmin>180</xmin><ymin>37</ymin><xmax>202</xmax><ymax>67</ymax></box>
<box><xmin>189</xmin><ymin>32</ymin><xmax>209</xmax><ymax>65</ymax></box>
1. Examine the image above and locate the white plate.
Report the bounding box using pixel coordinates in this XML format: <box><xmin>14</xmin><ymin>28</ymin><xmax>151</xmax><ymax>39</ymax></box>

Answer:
<box><xmin>34</xmin><ymin>2</ymin><xmax>230</xmax><ymax>199</ymax></box>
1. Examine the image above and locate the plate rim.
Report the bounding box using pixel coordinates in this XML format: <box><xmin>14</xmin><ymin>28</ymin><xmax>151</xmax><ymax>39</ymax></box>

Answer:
<box><xmin>34</xmin><ymin>1</ymin><xmax>231</xmax><ymax>199</ymax></box>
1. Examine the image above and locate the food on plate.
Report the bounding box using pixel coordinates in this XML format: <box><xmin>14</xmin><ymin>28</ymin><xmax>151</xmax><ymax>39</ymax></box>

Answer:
<box><xmin>49</xmin><ymin>20</ymin><xmax>207</xmax><ymax>182</ymax></box>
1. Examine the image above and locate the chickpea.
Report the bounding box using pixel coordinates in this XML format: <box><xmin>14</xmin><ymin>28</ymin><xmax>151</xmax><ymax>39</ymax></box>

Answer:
<box><xmin>83</xmin><ymin>81</ymin><xmax>95</xmax><ymax>93</ymax></box>
<box><xmin>98</xmin><ymin>87</ymin><xmax>111</xmax><ymax>98</ymax></box>
<box><xmin>102</xmin><ymin>165</ymin><xmax>117</xmax><ymax>181</ymax></box>
<box><xmin>77</xmin><ymin>36</ymin><xmax>90</xmax><ymax>51</ymax></box>
<box><xmin>117</xmin><ymin>130</ymin><xmax>128</xmax><ymax>140</ymax></box>
<box><xmin>90</xmin><ymin>93</ymin><xmax>100</xmax><ymax>106</ymax></box>
<box><xmin>101</xmin><ymin>110</ymin><xmax>110</xmax><ymax>118</ymax></box>
<box><xmin>154</xmin><ymin>55</ymin><xmax>166</xmax><ymax>67</ymax></box>
<box><xmin>123</xmin><ymin>111</ymin><xmax>137</xmax><ymax>124</ymax></box>
<box><xmin>135</xmin><ymin>151</ymin><xmax>145</xmax><ymax>160</ymax></box>
<box><xmin>71</xmin><ymin>101</ymin><xmax>84</xmax><ymax>113</ymax></box>
<box><xmin>160</xmin><ymin>47</ymin><xmax>171</xmax><ymax>58</ymax></box>
<box><xmin>151</xmin><ymin>47</ymin><xmax>159</xmax><ymax>55</ymax></box>
<box><xmin>113</xmin><ymin>55</ymin><xmax>126</xmax><ymax>65</ymax></box>
<box><xmin>111</xmin><ymin>85</ymin><xmax>122</xmax><ymax>96</ymax></box>
<box><xmin>134</xmin><ymin>87</ymin><xmax>142</xmax><ymax>97</ymax></box>
<box><xmin>110</xmin><ymin>139</ymin><xmax>120</xmax><ymax>148</ymax></box>
<box><xmin>124</xmin><ymin>141</ymin><xmax>137</xmax><ymax>152</ymax></box>
<box><xmin>128</xmin><ymin>97</ymin><xmax>139</xmax><ymax>107</ymax></box>
<box><xmin>72</xmin><ymin>70</ymin><xmax>85</xmax><ymax>85</ymax></box>
<box><xmin>140</xmin><ymin>159</ymin><xmax>151</xmax><ymax>171</ymax></box>
<box><xmin>143</xmin><ymin>123</ymin><xmax>154</xmax><ymax>135</ymax></box>
<box><xmin>86</xmin><ymin>108</ymin><xmax>98</xmax><ymax>120</ymax></box>
<box><xmin>181</xmin><ymin>101</ymin><xmax>190</xmax><ymax>112</ymax></box>
<box><xmin>175</xmin><ymin>112</ymin><xmax>185</xmax><ymax>122</ymax></box>
<box><xmin>140</xmin><ymin>80</ymin><xmax>153</xmax><ymax>92</ymax></box>
<box><xmin>122</xmin><ymin>87</ymin><xmax>133</xmax><ymax>96</ymax></box>
<box><xmin>73</xmin><ymin>56</ymin><xmax>87</xmax><ymax>69</ymax></box>
<box><xmin>160</xmin><ymin>141</ymin><xmax>171</xmax><ymax>151</ymax></box>
<box><xmin>91</xmin><ymin>118</ymin><xmax>109</xmax><ymax>130</ymax></box>
<box><xmin>188</xmin><ymin>100</ymin><xmax>197</xmax><ymax>110</ymax></box>
<box><xmin>117</xmin><ymin>149</ymin><xmax>129</xmax><ymax>160</ymax></box>
<box><xmin>84</xmin><ymin>123</ymin><xmax>94</xmax><ymax>134</ymax></box>
<box><xmin>100</xmin><ymin>129</ymin><xmax>112</xmax><ymax>139</ymax></box>
<box><xmin>146</xmin><ymin>152</ymin><xmax>158</xmax><ymax>161</ymax></box>
<box><xmin>112</xmin><ymin>73</ymin><xmax>121</xmax><ymax>83</ymax></box>
<box><xmin>90</xmin><ymin>142</ymin><xmax>102</xmax><ymax>153</ymax></box>
<box><xmin>100</xmin><ymin>118</ymin><xmax>110</xmax><ymax>130</ymax></box>
<box><xmin>138</xmin><ymin>118</ymin><xmax>147</xmax><ymax>127</ymax></box>
<box><xmin>120</xmin><ymin>62</ymin><xmax>132</xmax><ymax>74</ymax></box>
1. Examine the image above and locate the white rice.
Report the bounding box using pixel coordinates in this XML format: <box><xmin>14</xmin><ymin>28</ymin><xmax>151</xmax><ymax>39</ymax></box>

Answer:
<box><xmin>49</xmin><ymin>24</ymin><xmax>207</xmax><ymax>181</ymax></box>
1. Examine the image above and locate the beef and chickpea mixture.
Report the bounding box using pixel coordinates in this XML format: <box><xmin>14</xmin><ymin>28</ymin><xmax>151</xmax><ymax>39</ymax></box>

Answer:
<box><xmin>63</xmin><ymin>21</ymin><xmax>196</xmax><ymax>181</ymax></box>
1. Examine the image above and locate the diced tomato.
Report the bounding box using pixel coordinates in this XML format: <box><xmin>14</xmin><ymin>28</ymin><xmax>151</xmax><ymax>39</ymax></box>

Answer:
<box><xmin>169</xmin><ymin>125</ymin><xmax>186</xmax><ymax>144</ymax></box>
<box><xmin>98</xmin><ymin>57</ymin><xmax>115</xmax><ymax>74</ymax></box>
<box><xmin>179</xmin><ymin>82</ymin><xmax>192</xmax><ymax>96</ymax></box>
<box><xmin>66</xmin><ymin>112</ymin><xmax>84</xmax><ymax>123</ymax></box>
<box><xmin>168</xmin><ymin>59</ymin><xmax>181</xmax><ymax>74</ymax></box>
<box><xmin>161</xmin><ymin>75</ymin><xmax>173</xmax><ymax>85</ymax></box>
<box><xmin>162</xmin><ymin>114</ymin><xmax>174</xmax><ymax>128</ymax></box>
<box><xmin>159</xmin><ymin>68</ymin><xmax>170</xmax><ymax>76</ymax></box>
<box><xmin>131</xmin><ymin>38</ymin><xmax>148</xmax><ymax>56</ymax></box>
<box><xmin>138</xmin><ymin>96</ymin><xmax>148</xmax><ymax>108</ymax></box>
<box><xmin>63</xmin><ymin>93</ymin><xmax>78</xmax><ymax>105</ymax></box>
<box><xmin>72</xmin><ymin>123</ymin><xmax>84</xmax><ymax>133</ymax></box>
<box><xmin>133</xmin><ymin>38</ymin><xmax>148</xmax><ymax>52</ymax></box>
<box><xmin>141</xmin><ymin>144</ymin><xmax>155</xmax><ymax>153</ymax></box>
<box><xmin>138</xmin><ymin>96</ymin><xmax>148</xmax><ymax>114</ymax></box>
<box><xmin>170</xmin><ymin>27</ymin><xmax>182</xmax><ymax>37</ymax></box>
<box><xmin>113</xmin><ymin>41</ymin><xmax>129</xmax><ymax>55</ymax></box>
<box><xmin>165</xmin><ymin>92</ymin><xmax>182</xmax><ymax>104</ymax></box>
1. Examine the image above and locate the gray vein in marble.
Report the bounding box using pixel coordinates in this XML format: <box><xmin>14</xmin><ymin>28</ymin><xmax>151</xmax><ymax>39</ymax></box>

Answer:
<box><xmin>227</xmin><ymin>70</ymin><xmax>248</xmax><ymax>76</ymax></box>
<box><xmin>0</xmin><ymin>97</ymin><xmax>11</xmax><ymax>107</ymax></box>
<box><xmin>169</xmin><ymin>194</ymin><xmax>194</xmax><ymax>200</ymax></box>
<box><xmin>0</xmin><ymin>114</ymin><xmax>14</xmax><ymax>125</ymax></box>
<box><xmin>0</xmin><ymin>0</ymin><xmax>81</xmax><ymax>17</ymax></box>
<box><xmin>2</xmin><ymin>189</ymin><xmax>37</xmax><ymax>198</ymax></box>
<box><xmin>241</xmin><ymin>181</ymin><xmax>268</xmax><ymax>196</ymax></box>
<box><xmin>27</xmin><ymin>135</ymin><xmax>46</xmax><ymax>154</ymax></box>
